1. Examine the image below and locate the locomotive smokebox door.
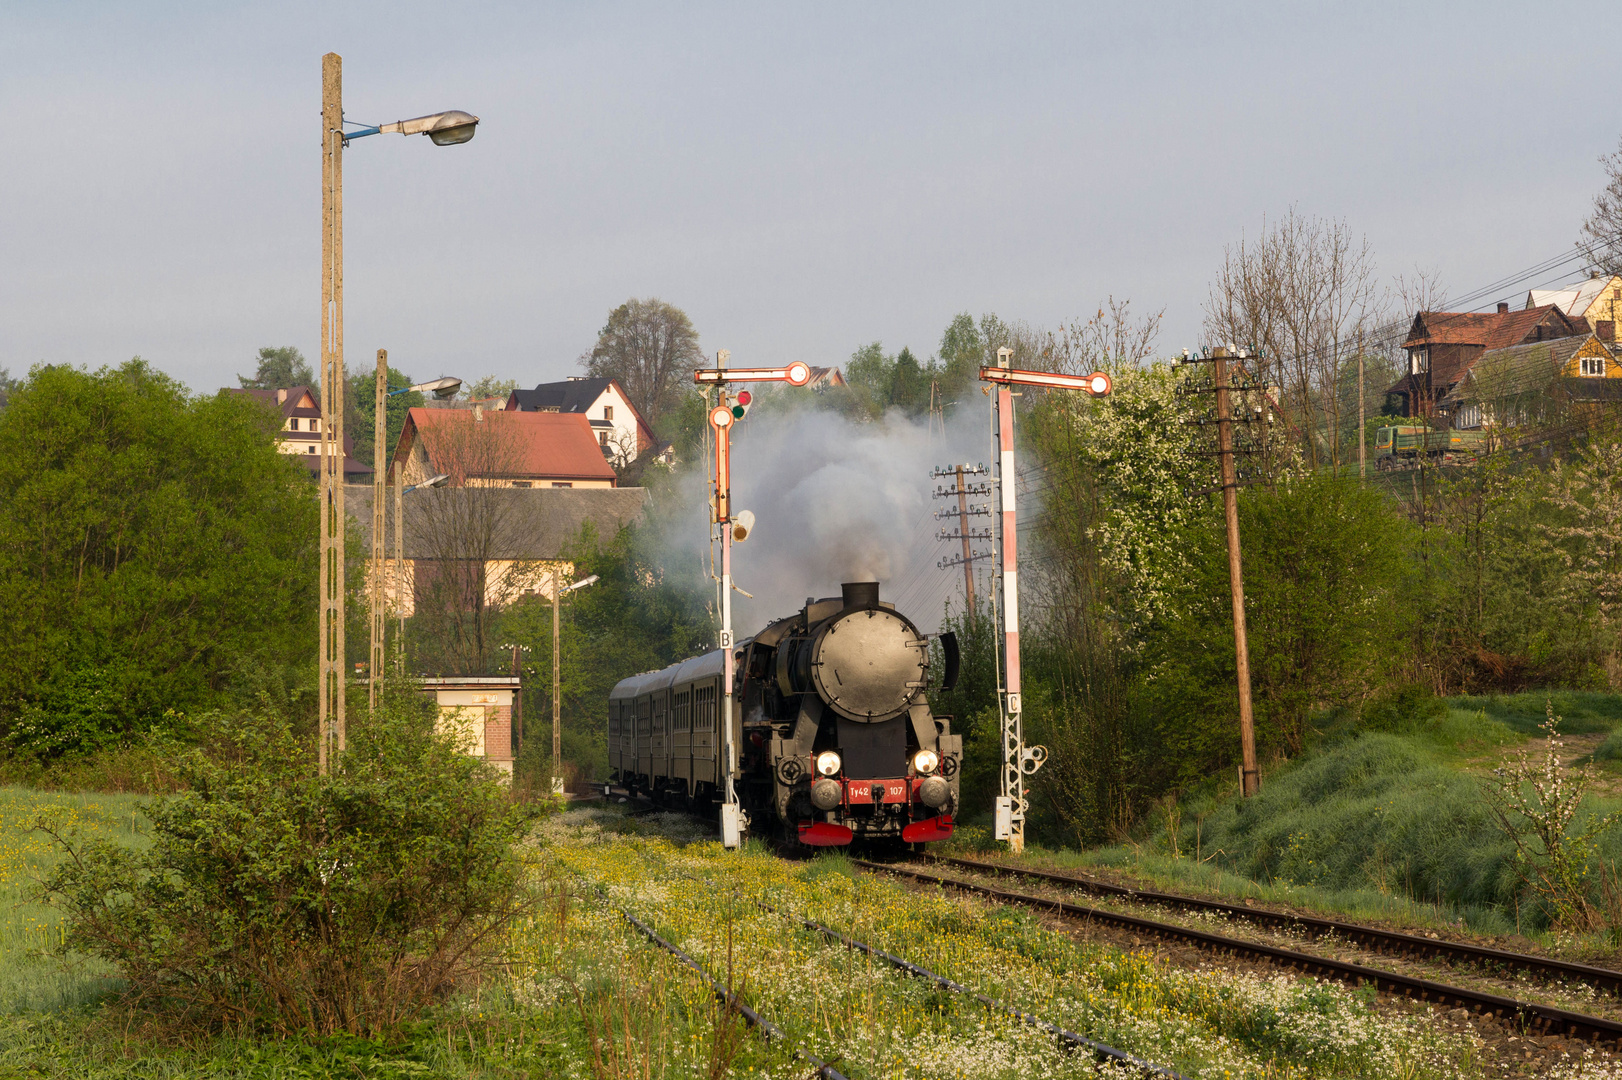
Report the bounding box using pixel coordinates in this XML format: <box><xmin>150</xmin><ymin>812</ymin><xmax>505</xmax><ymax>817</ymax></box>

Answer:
<box><xmin>811</xmin><ymin>585</ymin><xmax>928</xmax><ymax>723</ymax></box>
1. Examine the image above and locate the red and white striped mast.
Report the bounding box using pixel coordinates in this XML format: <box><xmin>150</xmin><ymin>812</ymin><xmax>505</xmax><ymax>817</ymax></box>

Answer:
<box><xmin>979</xmin><ymin>350</ymin><xmax>1113</xmax><ymax>854</ymax></box>
<box><xmin>693</xmin><ymin>355</ymin><xmax>813</xmax><ymax>849</ymax></box>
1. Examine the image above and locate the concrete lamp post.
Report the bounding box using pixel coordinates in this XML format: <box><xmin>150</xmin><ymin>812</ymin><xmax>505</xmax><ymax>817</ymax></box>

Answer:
<box><xmin>552</xmin><ymin>573</ymin><xmax>600</xmax><ymax>795</ymax></box>
<box><xmin>319</xmin><ymin>47</ymin><xmax>479</xmax><ymax>776</ymax></box>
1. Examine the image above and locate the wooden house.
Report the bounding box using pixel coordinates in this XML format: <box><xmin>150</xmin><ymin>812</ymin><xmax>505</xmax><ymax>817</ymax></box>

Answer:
<box><xmin>1385</xmin><ymin>303</ymin><xmax>1589</xmax><ymax>421</ymax></box>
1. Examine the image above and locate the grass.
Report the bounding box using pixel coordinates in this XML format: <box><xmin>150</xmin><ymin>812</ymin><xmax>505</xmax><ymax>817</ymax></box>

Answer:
<box><xmin>0</xmin><ymin>793</ymin><xmax>1514</xmax><ymax>1079</ymax></box>
<box><xmin>0</xmin><ymin>786</ymin><xmax>147</xmax><ymax>1013</ymax></box>
<box><xmin>548</xmin><ymin>808</ymin><xmax>1488</xmax><ymax>1078</ymax></box>
<box><xmin>1025</xmin><ymin>691</ymin><xmax>1622</xmax><ymax>943</ymax></box>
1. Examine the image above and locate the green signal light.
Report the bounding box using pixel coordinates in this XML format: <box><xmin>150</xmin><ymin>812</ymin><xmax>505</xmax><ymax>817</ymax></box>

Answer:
<box><xmin>732</xmin><ymin>405</ymin><xmax>746</xmax><ymax>419</ymax></box>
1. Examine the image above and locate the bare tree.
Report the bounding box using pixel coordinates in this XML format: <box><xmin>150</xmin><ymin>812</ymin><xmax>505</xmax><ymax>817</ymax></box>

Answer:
<box><xmin>1581</xmin><ymin>135</ymin><xmax>1622</xmax><ymax>276</ymax></box>
<box><xmin>581</xmin><ymin>298</ymin><xmax>704</xmax><ymax>428</ymax></box>
<box><xmin>405</xmin><ymin>412</ymin><xmax>547</xmax><ymax>674</ymax></box>
<box><xmin>1204</xmin><ymin>209</ymin><xmax>1380</xmax><ymax>469</ymax></box>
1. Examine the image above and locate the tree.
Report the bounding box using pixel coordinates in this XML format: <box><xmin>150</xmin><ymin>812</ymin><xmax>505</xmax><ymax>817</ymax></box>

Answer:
<box><xmin>462</xmin><ymin>375</ymin><xmax>518</xmax><ymax>401</ymax></box>
<box><xmin>346</xmin><ymin>365</ymin><xmax>424</xmax><ymax>474</ymax></box>
<box><xmin>1203</xmin><ymin>209</ymin><xmax>1381</xmax><ymax>470</ymax></box>
<box><xmin>581</xmin><ymin>298</ymin><xmax>703</xmax><ymax>428</ymax></box>
<box><xmin>405</xmin><ymin>415</ymin><xmax>548</xmax><ymax>676</ymax></box>
<box><xmin>0</xmin><ymin>360</ymin><xmax>317</xmax><ymax>758</ymax></box>
<box><xmin>239</xmin><ymin>346</ymin><xmax>315</xmax><ymax>390</ymax></box>
<box><xmin>1580</xmin><ymin>134</ymin><xmax>1622</xmax><ymax>276</ymax></box>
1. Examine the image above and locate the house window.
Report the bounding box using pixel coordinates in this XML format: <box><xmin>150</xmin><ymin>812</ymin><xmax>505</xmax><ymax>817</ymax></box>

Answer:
<box><xmin>599</xmin><ymin>431</ymin><xmax>609</xmax><ymax>447</ymax></box>
<box><xmin>1581</xmin><ymin>354</ymin><xmax>1607</xmax><ymax>377</ymax></box>
<box><xmin>603</xmin><ymin>405</ymin><xmax>614</xmax><ymax>421</ymax></box>
<box><xmin>310</xmin><ymin>418</ymin><xmax>320</xmax><ymax>431</ymax></box>
<box><xmin>1456</xmin><ymin>404</ymin><xmax>1482</xmax><ymax>429</ymax></box>
<box><xmin>307</xmin><ymin>445</ymin><xmax>316</xmax><ymax>454</ymax></box>
<box><xmin>551</xmin><ymin>482</ymin><xmax>573</xmax><ymax>488</ymax></box>
<box><xmin>511</xmin><ymin>481</ymin><xmax>532</xmax><ymax>488</ymax></box>
<box><xmin>1409</xmin><ymin>348</ymin><xmax>1428</xmax><ymax>375</ymax></box>
<box><xmin>289</xmin><ymin>418</ymin><xmax>299</xmax><ymax>431</ymax></box>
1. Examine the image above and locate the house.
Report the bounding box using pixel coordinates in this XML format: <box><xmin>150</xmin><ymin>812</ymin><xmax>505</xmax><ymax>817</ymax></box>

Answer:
<box><xmin>1385</xmin><ymin>303</ymin><xmax>1589</xmax><ymax>420</ymax></box>
<box><xmin>228</xmin><ymin>385</ymin><xmax>372</xmax><ymax>478</ymax></box>
<box><xmin>347</xmin><ymin>484</ymin><xmax>646</xmax><ymax>617</ymax></box>
<box><xmin>505</xmin><ymin>377</ymin><xmax>656</xmax><ymax>467</ymax></box>
<box><xmin>805</xmin><ymin>366</ymin><xmax>848</xmax><ymax>390</ymax></box>
<box><xmin>1442</xmin><ymin>333</ymin><xmax>1622</xmax><ymax>430</ymax></box>
<box><xmin>392</xmin><ymin>405</ymin><xmax>619</xmax><ymax>489</ymax></box>
<box><xmin>1527</xmin><ymin>273</ymin><xmax>1622</xmax><ymax>344</ymax></box>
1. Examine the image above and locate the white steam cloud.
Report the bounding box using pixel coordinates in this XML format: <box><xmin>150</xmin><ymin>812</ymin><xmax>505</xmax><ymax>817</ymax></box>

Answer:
<box><xmin>672</xmin><ymin>402</ymin><xmax>992</xmax><ymax>634</ymax></box>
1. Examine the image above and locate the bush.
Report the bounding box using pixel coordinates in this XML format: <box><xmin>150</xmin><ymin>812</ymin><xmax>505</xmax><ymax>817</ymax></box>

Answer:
<box><xmin>37</xmin><ymin>697</ymin><xmax>540</xmax><ymax>1036</ymax></box>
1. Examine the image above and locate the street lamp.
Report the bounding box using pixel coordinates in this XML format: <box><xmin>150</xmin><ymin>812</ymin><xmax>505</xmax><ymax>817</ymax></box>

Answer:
<box><xmin>370</xmin><ymin>356</ymin><xmax>465</xmax><ymax>709</ymax></box>
<box><xmin>319</xmin><ymin>50</ymin><xmax>478</xmax><ymax>775</ymax></box>
<box><xmin>552</xmin><ymin>573</ymin><xmax>599</xmax><ymax>794</ymax></box>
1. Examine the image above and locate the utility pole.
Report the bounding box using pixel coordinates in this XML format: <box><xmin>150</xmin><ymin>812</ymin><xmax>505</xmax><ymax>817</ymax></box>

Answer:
<box><xmin>931</xmin><ymin>465</ymin><xmax>990</xmax><ymax>619</ymax></box>
<box><xmin>1357</xmin><ymin>327</ymin><xmax>1366</xmax><ymax>478</ymax></box>
<box><xmin>955</xmin><ymin>466</ymin><xmax>977</xmax><ymax>613</ymax></box>
<box><xmin>1213</xmin><ymin>346</ymin><xmax>1259</xmax><ymax>796</ymax></box>
<box><xmin>690</xmin><ymin>356</ymin><xmax>813</xmax><ymax>849</ymax></box>
<box><xmin>511</xmin><ymin>643</ymin><xmax>524</xmax><ymax>758</ymax></box>
<box><xmin>552</xmin><ymin>572</ymin><xmax>562</xmax><ymax>783</ymax></box>
<box><xmin>978</xmin><ymin>351</ymin><xmax>1112</xmax><ymax>852</ymax></box>
<box><xmin>394</xmin><ymin>461</ymin><xmax>404</xmax><ymax>666</ymax></box>
<box><xmin>369</xmin><ymin>348</ymin><xmax>387</xmax><ymax>709</ymax></box>
<box><xmin>318</xmin><ymin>52</ymin><xmax>346</xmax><ymax>774</ymax></box>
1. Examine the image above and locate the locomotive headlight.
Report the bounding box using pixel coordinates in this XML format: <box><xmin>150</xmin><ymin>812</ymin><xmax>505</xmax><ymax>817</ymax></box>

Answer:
<box><xmin>912</xmin><ymin>749</ymin><xmax>939</xmax><ymax>775</ymax></box>
<box><xmin>814</xmin><ymin>751</ymin><xmax>842</xmax><ymax>777</ymax></box>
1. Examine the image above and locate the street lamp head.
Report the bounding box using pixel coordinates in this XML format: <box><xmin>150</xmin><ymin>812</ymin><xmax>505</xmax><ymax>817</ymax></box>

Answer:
<box><xmin>414</xmin><ymin>376</ymin><xmax>462</xmax><ymax>399</ymax></box>
<box><xmin>379</xmin><ymin>110</ymin><xmax>480</xmax><ymax>145</ymax></box>
<box><xmin>424</xmin><ymin>473</ymin><xmax>451</xmax><ymax>489</ymax></box>
<box><xmin>565</xmin><ymin>575</ymin><xmax>600</xmax><ymax>593</ymax></box>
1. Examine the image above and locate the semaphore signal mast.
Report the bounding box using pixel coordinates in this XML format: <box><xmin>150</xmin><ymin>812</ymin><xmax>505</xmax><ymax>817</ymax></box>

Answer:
<box><xmin>978</xmin><ymin>348</ymin><xmax>1113</xmax><ymax>853</ymax></box>
<box><xmin>692</xmin><ymin>353</ymin><xmax>813</xmax><ymax>849</ymax></box>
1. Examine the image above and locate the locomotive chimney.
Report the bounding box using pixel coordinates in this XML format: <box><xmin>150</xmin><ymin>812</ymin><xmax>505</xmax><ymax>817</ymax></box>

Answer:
<box><xmin>840</xmin><ymin>581</ymin><xmax>880</xmax><ymax>610</ymax></box>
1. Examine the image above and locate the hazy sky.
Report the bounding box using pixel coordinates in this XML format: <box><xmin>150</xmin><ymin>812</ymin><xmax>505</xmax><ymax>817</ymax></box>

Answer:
<box><xmin>3</xmin><ymin>2</ymin><xmax>1614</xmax><ymax>393</ymax></box>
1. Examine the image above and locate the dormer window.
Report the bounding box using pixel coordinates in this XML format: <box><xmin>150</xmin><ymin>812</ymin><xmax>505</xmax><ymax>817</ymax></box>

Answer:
<box><xmin>1581</xmin><ymin>354</ymin><xmax>1607</xmax><ymax>377</ymax></box>
<box><xmin>1409</xmin><ymin>348</ymin><xmax>1429</xmax><ymax>375</ymax></box>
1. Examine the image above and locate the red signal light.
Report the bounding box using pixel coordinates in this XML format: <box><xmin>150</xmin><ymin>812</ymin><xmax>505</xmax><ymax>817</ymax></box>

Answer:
<box><xmin>736</xmin><ymin>390</ymin><xmax>752</xmax><ymax>406</ymax></box>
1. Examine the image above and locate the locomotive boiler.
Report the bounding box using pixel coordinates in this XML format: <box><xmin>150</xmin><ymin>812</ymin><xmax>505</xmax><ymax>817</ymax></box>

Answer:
<box><xmin>607</xmin><ymin>581</ymin><xmax>962</xmax><ymax>847</ymax></box>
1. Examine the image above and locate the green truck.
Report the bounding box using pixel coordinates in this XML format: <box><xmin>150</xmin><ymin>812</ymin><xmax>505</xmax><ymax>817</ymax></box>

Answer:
<box><xmin>1373</xmin><ymin>425</ymin><xmax>1486</xmax><ymax>469</ymax></box>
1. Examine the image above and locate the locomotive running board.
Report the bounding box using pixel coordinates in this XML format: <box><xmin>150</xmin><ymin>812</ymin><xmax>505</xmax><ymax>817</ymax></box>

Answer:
<box><xmin>902</xmin><ymin>815</ymin><xmax>955</xmax><ymax>844</ymax></box>
<box><xmin>798</xmin><ymin>822</ymin><xmax>855</xmax><ymax>846</ymax></box>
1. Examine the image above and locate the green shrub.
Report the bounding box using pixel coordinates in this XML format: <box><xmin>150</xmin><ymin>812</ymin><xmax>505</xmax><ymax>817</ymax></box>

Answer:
<box><xmin>36</xmin><ymin>697</ymin><xmax>540</xmax><ymax>1036</ymax></box>
<box><xmin>1360</xmin><ymin>683</ymin><xmax>1447</xmax><ymax>732</ymax></box>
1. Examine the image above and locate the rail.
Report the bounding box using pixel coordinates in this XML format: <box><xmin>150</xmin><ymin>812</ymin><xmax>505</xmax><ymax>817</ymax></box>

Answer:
<box><xmin>854</xmin><ymin>859</ymin><xmax>1622</xmax><ymax>1045</ymax></box>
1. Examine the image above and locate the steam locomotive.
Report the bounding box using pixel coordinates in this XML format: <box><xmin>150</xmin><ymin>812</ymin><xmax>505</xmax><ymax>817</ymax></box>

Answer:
<box><xmin>607</xmin><ymin>582</ymin><xmax>962</xmax><ymax>847</ymax></box>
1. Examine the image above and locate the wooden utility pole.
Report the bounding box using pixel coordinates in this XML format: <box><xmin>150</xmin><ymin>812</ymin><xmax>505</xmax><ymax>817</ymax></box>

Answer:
<box><xmin>955</xmin><ymin>465</ymin><xmax>977</xmax><ymax>617</ymax></box>
<box><xmin>551</xmin><ymin>573</ymin><xmax>562</xmax><ymax>773</ymax></box>
<box><xmin>1357</xmin><ymin>327</ymin><xmax>1366</xmax><ymax>478</ymax></box>
<box><xmin>1212</xmin><ymin>347</ymin><xmax>1259</xmax><ymax>796</ymax></box>
<box><xmin>318</xmin><ymin>52</ymin><xmax>346</xmax><ymax>773</ymax></box>
<box><xmin>393</xmin><ymin>462</ymin><xmax>404</xmax><ymax>667</ymax></box>
<box><xmin>511</xmin><ymin>644</ymin><xmax>524</xmax><ymax>758</ymax></box>
<box><xmin>369</xmin><ymin>348</ymin><xmax>387</xmax><ymax>709</ymax></box>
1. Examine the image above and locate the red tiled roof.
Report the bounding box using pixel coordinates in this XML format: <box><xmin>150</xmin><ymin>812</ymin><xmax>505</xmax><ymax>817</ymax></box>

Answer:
<box><xmin>1404</xmin><ymin>306</ymin><xmax>1578</xmax><ymax>351</ymax></box>
<box><xmin>403</xmin><ymin>407</ymin><xmax>617</xmax><ymax>483</ymax></box>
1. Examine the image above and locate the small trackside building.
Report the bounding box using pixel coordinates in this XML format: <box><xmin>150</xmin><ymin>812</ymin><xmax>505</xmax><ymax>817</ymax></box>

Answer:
<box><xmin>418</xmin><ymin>676</ymin><xmax>520</xmax><ymax>777</ymax></box>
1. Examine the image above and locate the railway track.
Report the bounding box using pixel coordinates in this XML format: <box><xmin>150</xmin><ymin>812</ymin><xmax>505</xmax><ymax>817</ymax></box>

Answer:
<box><xmin>771</xmin><ymin>902</ymin><xmax>1191</xmax><ymax>1079</ymax></box>
<box><xmin>855</xmin><ymin>858</ymin><xmax>1622</xmax><ymax>1046</ymax></box>
<box><xmin>601</xmin><ymin>892</ymin><xmax>851</xmax><ymax>1079</ymax></box>
<box><xmin>923</xmin><ymin>853</ymin><xmax>1622</xmax><ymax>994</ymax></box>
